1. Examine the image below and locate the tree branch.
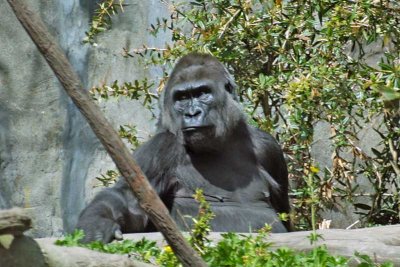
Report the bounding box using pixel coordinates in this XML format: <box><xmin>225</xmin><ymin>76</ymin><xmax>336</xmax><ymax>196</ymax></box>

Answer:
<box><xmin>5</xmin><ymin>1</ymin><xmax>206</xmax><ymax>266</ymax></box>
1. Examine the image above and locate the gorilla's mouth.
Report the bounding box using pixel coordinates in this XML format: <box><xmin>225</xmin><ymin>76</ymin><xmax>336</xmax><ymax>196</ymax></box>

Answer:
<box><xmin>182</xmin><ymin>126</ymin><xmax>215</xmax><ymax>148</ymax></box>
<box><xmin>182</xmin><ymin>126</ymin><xmax>212</xmax><ymax>132</ymax></box>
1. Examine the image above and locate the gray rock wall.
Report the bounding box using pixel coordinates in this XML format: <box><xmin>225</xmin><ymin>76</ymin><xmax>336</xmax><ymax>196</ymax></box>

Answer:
<box><xmin>0</xmin><ymin>0</ymin><xmax>169</xmax><ymax>237</ymax></box>
<box><xmin>0</xmin><ymin>0</ymin><xmax>392</xmax><ymax>237</ymax></box>
<box><xmin>310</xmin><ymin>40</ymin><xmax>394</xmax><ymax>229</ymax></box>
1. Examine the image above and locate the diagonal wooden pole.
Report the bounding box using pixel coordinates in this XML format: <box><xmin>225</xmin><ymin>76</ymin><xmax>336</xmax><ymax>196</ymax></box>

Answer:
<box><xmin>6</xmin><ymin>1</ymin><xmax>207</xmax><ymax>266</ymax></box>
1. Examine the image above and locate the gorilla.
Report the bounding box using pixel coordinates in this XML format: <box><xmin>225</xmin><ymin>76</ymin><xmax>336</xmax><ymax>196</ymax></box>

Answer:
<box><xmin>76</xmin><ymin>53</ymin><xmax>290</xmax><ymax>243</ymax></box>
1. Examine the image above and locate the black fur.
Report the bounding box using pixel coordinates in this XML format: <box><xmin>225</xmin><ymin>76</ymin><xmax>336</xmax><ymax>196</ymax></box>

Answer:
<box><xmin>76</xmin><ymin>53</ymin><xmax>290</xmax><ymax>243</ymax></box>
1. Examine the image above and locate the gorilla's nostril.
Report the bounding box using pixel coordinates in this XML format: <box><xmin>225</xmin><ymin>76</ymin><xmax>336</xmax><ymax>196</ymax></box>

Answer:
<box><xmin>192</xmin><ymin>110</ymin><xmax>201</xmax><ymax>117</ymax></box>
<box><xmin>186</xmin><ymin>109</ymin><xmax>201</xmax><ymax>118</ymax></box>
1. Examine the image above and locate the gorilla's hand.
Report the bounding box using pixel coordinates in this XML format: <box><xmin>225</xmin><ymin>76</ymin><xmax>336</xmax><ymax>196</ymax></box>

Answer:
<box><xmin>76</xmin><ymin>215</ymin><xmax>123</xmax><ymax>244</ymax></box>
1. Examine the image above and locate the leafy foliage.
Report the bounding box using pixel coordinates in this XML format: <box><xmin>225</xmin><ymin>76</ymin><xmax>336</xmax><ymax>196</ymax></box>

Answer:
<box><xmin>120</xmin><ymin>0</ymin><xmax>400</xmax><ymax>230</ymax></box>
<box><xmin>89</xmin><ymin>79</ymin><xmax>158</xmax><ymax>108</ymax></box>
<box><xmin>56</xmin><ymin>224</ymin><xmax>393</xmax><ymax>267</ymax></box>
<box><xmin>84</xmin><ymin>0</ymin><xmax>126</xmax><ymax>44</ymax></box>
<box><xmin>76</xmin><ymin>1</ymin><xmax>399</xmax><ymax>264</ymax></box>
<box><xmin>55</xmin><ymin>229</ymin><xmax>86</xmax><ymax>247</ymax></box>
<box><xmin>57</xmin><ymin>192</ymin><xmax>393</xmax><ymax>266</ymax></box>
<box><xmin>88</xmin><ymin>0</ymin><xmax>400</xmax><ymax>233</ymax></box>
<box><xmin>56</xmin><ymin>229</ymin><xmax>161</xmax><ymax>263</ymax></box>
<box><xmin>95</xmin><ymin>169</ymin><xmax>119</xmax><ymax>187</ymax></box>
<box><xmin>188</xmin><ymin>189</ymin><xmax>215</xmax><ymax>252</ymax></box>
<box><xmin>93</xmin><ymin>124</ymin><xmax>143</xmax><ymax>187</ymax></box>
<box><xmin>118</xmin><ymin>124</ymin><xmax>141</xmax><ymax>149</ymax></box>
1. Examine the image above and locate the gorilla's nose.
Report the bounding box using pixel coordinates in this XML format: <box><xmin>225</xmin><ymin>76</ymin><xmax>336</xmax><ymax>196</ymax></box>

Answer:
<box><xmin>183</xmin><ymin>106</ymin><xmax>205</xmax><ymax>129</ymax></box>
<box><xmin>184</xmin><ymin>107</ymin><xmax>202</xmax><ymax>118</ymax></box>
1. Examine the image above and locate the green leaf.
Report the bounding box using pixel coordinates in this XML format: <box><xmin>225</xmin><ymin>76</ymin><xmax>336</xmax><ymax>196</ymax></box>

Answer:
<box><xmin>377</xmin><ymin>86</ymin><xmax>400</xmax><ymax>101</ymax></box>
<box><xmin>354</xmin><ymin>203</ymin><xmax>372</xmax><ymax>211</ymax></box>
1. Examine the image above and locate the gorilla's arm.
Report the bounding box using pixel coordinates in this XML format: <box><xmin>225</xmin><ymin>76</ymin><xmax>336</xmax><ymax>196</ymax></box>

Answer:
<box><xmin>76</xmin><ymin>131</ymin><xmax>180</xmax><ymax>243</ymax></box>
<box><xmin>251</xmin><ymin>127</ymin><xmax>290</xmax><ymax>225</ymax></box>
<box><xmin>76</xmin><ymin>181</ymin><xmax>144</xmax><ymax>243</ymax></box>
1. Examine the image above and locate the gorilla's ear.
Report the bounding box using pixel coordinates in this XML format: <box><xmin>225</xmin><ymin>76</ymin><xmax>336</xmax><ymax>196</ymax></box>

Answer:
<box><xmin>224</xmin><ymin>77</ymin><xmax>238</xmax><ymax>101</ymax></box>
<box><xmin>225</xmin><ymin>82</ymin><xmax>234</xmax><ymax>94</ymax></box>
<box><xmin>221</xmin><ymin>63</ymin><xmax>238</xmax><ymax>101</ymax></box>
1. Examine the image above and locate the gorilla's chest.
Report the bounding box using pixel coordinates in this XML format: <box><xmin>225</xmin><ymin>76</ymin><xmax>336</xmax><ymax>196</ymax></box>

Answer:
<box><xmin>188</xmin><ymin>151</ymin><xmax>263</xmax><ymax>191</ymax></box>
<box><xmin>170</xmin><ymin>194</ymin><xmax>283</xmax><ymax>232</ymax></box>
<box><xmin>169</xmin><ymin>148</ymin><xmax>287</xmax><ymax>232</ymax></box>
<box><xmin>170</xmin><ymin>163</ymin><xmax>280</xmax><ymax>232</ymax></box>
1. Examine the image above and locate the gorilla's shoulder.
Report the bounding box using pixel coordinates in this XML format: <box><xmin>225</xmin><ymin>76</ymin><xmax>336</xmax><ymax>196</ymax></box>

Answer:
<box><xmin>132</xmin><ymin>131</ymin><xmax>183</xmax><ymax>178</ymax></box>
<box><xmin>249</xmin><ymin>126</ymin><xmax>287</xmax><ymax>178</ymax></box>
<box><xmin>135</xmin><ymin>131</ymin><xmax>180</xmax><ymax>155</ymax></box>
<box><xmin>249</xmin><ymin>126</ymin><xmax>280</xmax><ymax>150</ymax></box>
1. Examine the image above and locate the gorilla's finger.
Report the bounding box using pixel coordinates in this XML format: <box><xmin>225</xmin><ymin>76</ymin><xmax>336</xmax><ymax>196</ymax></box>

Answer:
<box><xmin>114</xmin><ymin>228</ymin><xmax>123</xmax><ymax>240</ymax></box>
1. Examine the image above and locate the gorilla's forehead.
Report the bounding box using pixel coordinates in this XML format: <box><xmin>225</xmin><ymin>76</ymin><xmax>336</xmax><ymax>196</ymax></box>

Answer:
<box><xmin>170</xmin><ymin>65</ymin><xmax>226</xmax><ymax>87</ymax></box>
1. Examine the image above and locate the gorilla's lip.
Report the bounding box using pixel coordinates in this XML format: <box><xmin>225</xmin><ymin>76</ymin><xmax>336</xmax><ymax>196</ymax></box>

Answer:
<box><xmin>182</xmin><ymin>126</ymin><xmax>212</xmax><ymax>132</ymax></box>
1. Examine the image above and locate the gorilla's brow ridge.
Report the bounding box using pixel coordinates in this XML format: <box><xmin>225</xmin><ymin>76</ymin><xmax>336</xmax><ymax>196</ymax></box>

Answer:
<box><xmin>172</xmin><ymin>80</ymin><xmax>214</xmax><ymax>93</ymax></box>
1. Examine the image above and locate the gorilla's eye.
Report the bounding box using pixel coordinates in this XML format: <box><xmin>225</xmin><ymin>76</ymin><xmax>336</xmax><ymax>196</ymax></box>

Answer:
<box><xmin>174</xmin><ymin>86</ymin><xmax>211</xmax><ymax>101</ymax></box>
<box><xmin>174</xmin><ymin>91</ymin><xmax>190</xmax><ymax>101</ymax></box>
<box><xmin>193</xmin><ymin>86</ymin><xmax>211</xmax><ymax>98</ymax></box>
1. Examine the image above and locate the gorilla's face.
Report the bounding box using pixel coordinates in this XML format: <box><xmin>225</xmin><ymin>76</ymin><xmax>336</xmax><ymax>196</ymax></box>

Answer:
<box><xmin>160</xmin><ymin>54</ymin><xmax>244</xmax><ymax>151</ymax></box>
<box><xmin>172</xmin><ymin>78</ymin><xmax>217</xmax><ymax>149</ymax></box>
<box><xmin>173</xmin><ymin>83</ymin><xmax>214</xmax><ymax>131</ymax></box>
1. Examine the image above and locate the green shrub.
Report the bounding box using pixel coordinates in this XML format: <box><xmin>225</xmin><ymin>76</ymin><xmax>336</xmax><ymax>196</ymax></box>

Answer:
<box><xmin>57</xmin><ymin>190</ymin><xmax>394</xmax><ymax>266</ymax></box>
<box><xmin>99</xmin><ymin>0</ymin><xmax>400</xmax><ymax>230</ymax></box>
<box><xmin>56</xmin><ymin>229</ymin><xmax>394</xmax><ymax>267</ymax></box>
